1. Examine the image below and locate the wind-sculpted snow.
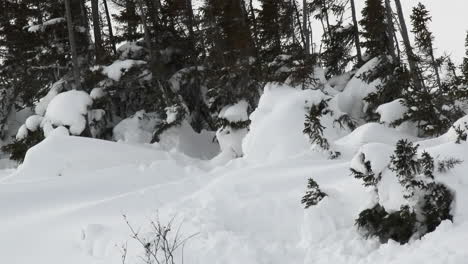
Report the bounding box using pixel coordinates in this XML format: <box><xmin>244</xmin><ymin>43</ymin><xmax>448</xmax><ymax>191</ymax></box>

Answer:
<box><xmin>1</xmin><ymin>88</ymin><xmax>468</xmax><ymax>264</ymax></box>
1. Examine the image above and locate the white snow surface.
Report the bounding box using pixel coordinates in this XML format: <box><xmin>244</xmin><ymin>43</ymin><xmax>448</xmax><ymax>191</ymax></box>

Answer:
<box><xmin>218</xmin><ymin>100</ymin><xmax>249</xmax><ymax>122</ymax></box>
<box><xmin>376</xmin><ymin>98</ymin><xmax>407</xmax><ymax>124</ymax></box>
<box><xmin>44</xmin><ymin>90</ymin><xmax>93</xmax><ymax>135</ymax></box>
<box><xmin>2</xmin><ymin>84</ymin><xmax>468</xmax><ymax>264</ymax></box>
<box><xmin>113</xmin><ymin>110</ymin><xmax>161</xmax><ymax>144</ymax></box>
<box><xmin>334</xmin><ymin>57</ymin><xmax>381</xmax><ymax>119</ymax></box>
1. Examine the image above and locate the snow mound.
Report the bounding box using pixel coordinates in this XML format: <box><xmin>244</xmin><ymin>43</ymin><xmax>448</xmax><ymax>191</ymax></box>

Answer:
<box><xmin>102</xmin><ymin>60</ymin><xmax>146</xmax><ymax>81</ymax></box>
<box><xmin>218</xmin><ymin>100</ymin><xmax>249</xmax><ymax>122</ymax></box>
<box><xmin>334</xmin><ymin>57</ymin><xmax>381</xmax><ymax>119</ymax></box>
<box><xmin>35</xmin><ymin>79</ymin><xmax>66</xmax><ymax>116</ymax></box>
<box><xmin>242</xmin><ymin>83</ymin><xmax>313</xmax><ymax>162</ymax></box>
<box><xmin>157</xmin><ymin>121</ymin><xmax>220</xmax><ymax>160</ymax></box>
<box><xmin>376</xmin><ymin>98</ymin><xmax>407</xmax><ymax>124</ymax></box>
<box><xmin>25</xmin><ymin>115</ymin><xmax>43</xmax><ymax>132</ymax></box>
<box><xmin>113</xmin><ymin>111</ymin><xmax>161</xmax><ymax>144</ymax></box>
<box><xmin>44</xmin><ymin>90</ymin><xmax>93</xmax><ymax>135</ymax></box>
<box><xmin>90</xmin><ymin>88</ymin><xmax>105</xmax><ymax>100</ymax></box>
<box><xmin>11</xmin><ymin>135</ymin><xmax>175</xmax><ymax>180</ymax></box>
<box><xmin>336</xmin><ymin>123</ymin><xmax>414</xmax><ymax>152</ymax></box>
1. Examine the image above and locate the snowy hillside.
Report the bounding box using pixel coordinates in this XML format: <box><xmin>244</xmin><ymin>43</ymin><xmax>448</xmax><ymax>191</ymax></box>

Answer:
<box><xmin>1</xmin><ymin>83</ymin><xmax>468</xmax><ymax>264</ymax></box>
<box><xmin>2</xmin><ymin>0</ymin><xmax>468</xmax><ymax>263</ymax></box>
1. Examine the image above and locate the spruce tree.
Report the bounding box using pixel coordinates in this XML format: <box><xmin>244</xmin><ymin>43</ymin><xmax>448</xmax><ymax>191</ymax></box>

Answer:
<box><xmin>394</xmin><ymin>3</ymin><xmax>465</xmax><ymax>136</ymax></box>
<box><xmin>463</xmin><ymin>32</ymin><xmax>468</xmax><ymax>82</ymax></box>
<box><xmin>301</xmin><ymin>178</ymin><xmax>327</xmax><ymax>208</ymax></box>
<box><xmin>360</xmin><ymin>0</ymin><xmax>392</xmax><ymax>58</ymax></box>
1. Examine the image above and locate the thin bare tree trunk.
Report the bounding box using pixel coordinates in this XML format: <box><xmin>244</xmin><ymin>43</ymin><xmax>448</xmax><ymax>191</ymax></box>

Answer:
<box><xmin>394</xmin><ymin>0</ymin><xmax>422</xmax><ymax>90</ymax></box>
<box><xmin>248</xmin><ymin>0</ymin><xmax>259</xmax><ymax>53</ymax></box>
<box><xmin>91</xmin><ymin>0</ymin><xmax>104</xmax><ymax>63</ymax></box>
<box><xmin>292</xmin><ymin>0</ymin><xmax>305</xmax><ymax>47</ymax></box>
<box><xmin>322</xmin><ymin>0</ymin><xmax>332</xmax><ymax>41</ymax></box>
<box><xmin>384</xmin><ymin>0</ymin><xmax>397</xmax><ymax>63</ymax></box>
<box><xmin>64</xmin><ymin>0</ymin><xmax>82</xmax><ymax>90</ymax></box>
<box><xmin>350</xmin><ymin>0</ymin><xmax>362</xmax><ymax>64</ymax></box>
<box><xmin>103</xmin><ymin>0</ymin><xmax>117</xmax><ymax>55</ymax></box>
<box><xmin>303</xmin><ymin>0</ymin><xmax>310</xmax><ymax>54</ymax></box>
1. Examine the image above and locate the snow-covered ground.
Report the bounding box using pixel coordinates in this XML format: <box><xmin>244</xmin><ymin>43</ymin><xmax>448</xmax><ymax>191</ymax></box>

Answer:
<box><xmin>1</xmin><ymin>85</ymin><xmax>468</xmax><ymax>264</ymax></box>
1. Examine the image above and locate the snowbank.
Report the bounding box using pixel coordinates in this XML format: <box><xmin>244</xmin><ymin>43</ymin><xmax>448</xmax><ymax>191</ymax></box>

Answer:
<box><xmin>113</xmin><ymin>111</ymin><xmax>161</xmax><ymax>144</ymax></box>
<box><xmin>335</xmin><ymin>122</ymin><xmax>415</xmax><ymax>152</ymax></box>
<box><xmin>157</xmin><ymin>121</ymin><xmax>220</xmax><ymax>160</ymax></box>
<box><xmin>376</xmin><ymin>98</ymin><xmax>407</xmax><ymax>124</ymax></box>
<box><xmin>242</xmin><ymin>83</ymin><xmax>312</xmax><ymax>162</ymax></box>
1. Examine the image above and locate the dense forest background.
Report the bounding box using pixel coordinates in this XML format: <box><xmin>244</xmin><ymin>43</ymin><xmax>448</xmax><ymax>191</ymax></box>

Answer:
<box><xmin>1</xmin><ymin>0</ymin><xmax>468</xmax><ymax>162</ymax></box>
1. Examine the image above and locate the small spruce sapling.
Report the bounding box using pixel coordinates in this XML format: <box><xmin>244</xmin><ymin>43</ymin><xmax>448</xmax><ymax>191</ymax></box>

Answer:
<box><xmin>303</xmin><ymin>99</ymin><xmax>341</xmax><ymax>159</ymax></box>
<box><xmin>356</xmin><ymin>139</ymin><xmax>456</xmax><ymax>244</ymax></box>
<box><xmin>389</xmin><ymin>140</ymin><xmax>421</xmax><ymax>198</ymax></box>
<box><xmin>437</xmin><ymin>158</ymin><xmax>463</xmax><ymax>173</ymax></box>
<box><xmin>422</xmin><ymin>183</ymin><xmax>454</xmax><ymax>233</ymax></box>
<box><xmin>453</xmin><ymin>122</ymin><xmax>468</xmax><ymax>144</ymax></box>
<box><xmin>350</xmin><ymin>153</ymin><xmax>381</xmax><ymax>188</ymax></box>
<box><xmin>302</xmin><ymin>178</ymin><xmax>327</xmax><ymax>209</ymax></box>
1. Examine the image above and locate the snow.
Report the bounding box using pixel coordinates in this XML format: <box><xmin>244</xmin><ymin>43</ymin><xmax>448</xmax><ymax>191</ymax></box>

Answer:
<box><xmin>101</xmin><ymin>60</ymin><xmax>146</xmax><ymax>81</ymax></box>
<box><xmin>334</xmin><ymin>57</ymin><xmax>382</xmax><ymax>119</ymax></box>
<box><xmin>90</xmin><ymin>88</ymin><xmax>105</xmax><ymax>100</ymax></box>
<box><xmin>113</xmin><ymin>110</ymin><xmax>161</xmax><ymax>144</ymax></box>
<box><xmin>376</xmin><ymin>98</ymin><xmax>407</xmax><ymax>124</ymax></box>
<box><xmin>25</xmin><ymin>115</ymin><xmax>43</xmax><ymax>131</ymax></box>
<box><xmin>157</xmin><ymin>121</ymin><xmax>220</xmax><ymax>160</ymax></box>
<box><xmin>117</xmin><ymin>42</ymin><xmax>145</xmax><ymax>60</ymax></box>
<box><xmin>28</xmin><ymin>18</ymin><xmax>65</xmax><ymax>32</ymax></box>
<box><xmin>3</xmin><ymin>79</ymin><xmax>468</xmax><ymax>264</ymax></box>
<box><xmin>335</xmin><ymin>123</ymin><xmax>415</xmax><ymax>152</ymax></box>
<box><xmin>35</xmin><ymin>79</ymin><xmax>66</xmax><ymax>116</ymax></box>
<box><xmin>44</xmin><ymin>90</ymin><xmax>93</xmax><ymax>135</ymax></box>
<box><xmin>16</xmin><ymin>124</ymin><xmax>28</xmax><ymax>140</ymax></box>
<box><xmin>243</xmin><ymin>83</ymin><xmax>322</xmax><ymax>162</ymax></box>
<box><xmin>218</xmin><ymin>100</ymin><xmax>249</xmax><ymax>122</ymax></box>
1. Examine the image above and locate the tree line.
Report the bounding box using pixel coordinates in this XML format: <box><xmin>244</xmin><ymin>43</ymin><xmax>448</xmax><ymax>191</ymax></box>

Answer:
<box><xmin>1</xmin><ymin>0</ymin><xmax>468</xmax><ymax>159</ymax></box>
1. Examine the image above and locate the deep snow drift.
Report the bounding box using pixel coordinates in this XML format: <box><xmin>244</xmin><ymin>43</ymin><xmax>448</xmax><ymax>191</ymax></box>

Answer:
<box><xmin>1</xmin><ymin>84</ymin><xmax>468</xmax><ymax>264</ymax></box>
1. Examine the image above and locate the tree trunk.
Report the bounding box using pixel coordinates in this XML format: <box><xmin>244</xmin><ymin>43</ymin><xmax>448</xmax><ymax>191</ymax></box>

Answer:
<box><xmin>429</xmin><ymin>45</ymin><xmax>442</xmax><ymax>89</ymax></box>
<box><xmin>350</xmin><ymin>0</ymin><xmax>362</xmax><ymax>64</ymax></box>
<box><xmin>103</xmin><ymin>0</ymin><xmax>117</xmax><ymax>55</ymax></box>
<box><xmin>322</xmin><ymin>0</ymin><xmax>333</xmax><ymax>41</ymax></box>
<box><xmin>303</xmin><ymin>0</ymin><xmax>310</xmax><ymax>54</ymax></box>
<box><xmin>91</xmin><ymin>0</ymin><xmax>104</xmax><ymax>64</ymax></box>
<box><xmin>384</xmin><ymin>0</ymin><xmax>397</xmax><ymax>63</ymax></box>
<box><xmin>394</xmin><ymin>0</ymin><xmax>422</xmax><ymax>90</ymax></box>
<box><xmin>126</xmin><ymin>0</ymin><xmax>138</xmax><ymax>41</ymax></box>
<box><xmin>292</xmin><ymin>0</ymin><xmax>306</xmax><ymax>47</ymax></box>
<box><xmin>248</xmin><ymin>0</ymin><xmax>259</xmax><ymax>53</ymax></box>
<box><xmin>64</xmin><ymin>0</ymin><xmax>82</xmax><ymax>90</ymax></box>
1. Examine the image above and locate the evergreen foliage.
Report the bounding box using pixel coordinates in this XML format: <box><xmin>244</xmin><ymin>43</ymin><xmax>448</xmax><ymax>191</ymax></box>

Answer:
<box><xmin>360</xmin><ymin>0</ymin><xmax>392</xmax><ymax>58</ymax></box>
<box><xmin>355</xmin><ymin>139</ymin><xmax>456</xmax><ymax>244</ymax></box>
<box><xmin>453</xmin><ymin>122</ymin><xmax>468</xmax><ymax>144</ymax></box>
<box><xmin>356</xmin><ymin>204</ymin><xmax>417</xmax><ymax>244</ymax></box>
<box><xmin>2</xmin><ymin>130</ymin><xmax>45</xmax><ymax>163</ymax></box>
<box><xmin>437</xmin><ymin>158</ymin><xmax>463</xmax><ymax>173</ymax></box>
<box><xmin>302</xmin><ymin>178</ymin><xmax>327</xmax><ymax>208</ymax></box>
<box><xmin>350</xmin><ymin>153</ymin><xmax>380</xmax><ymax>188</ymax></box>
